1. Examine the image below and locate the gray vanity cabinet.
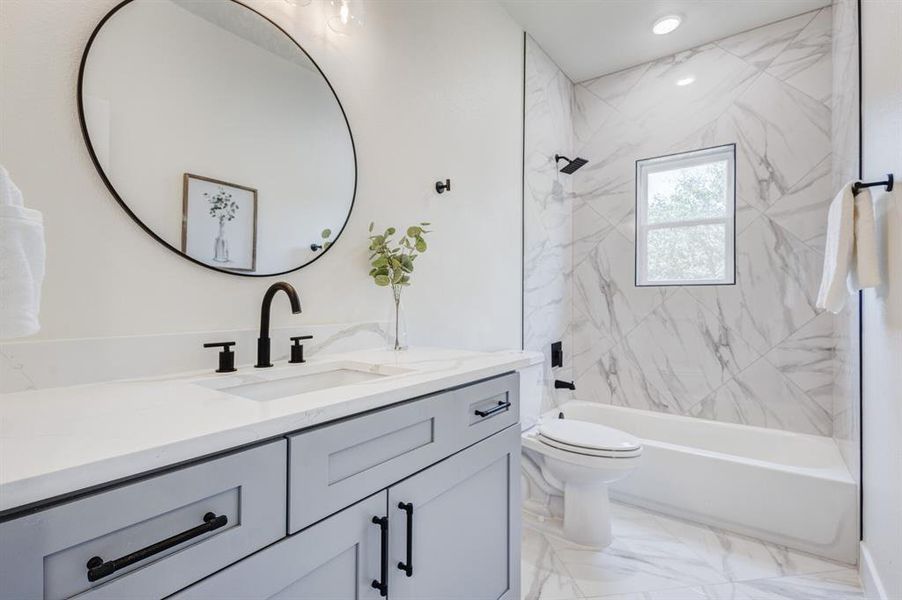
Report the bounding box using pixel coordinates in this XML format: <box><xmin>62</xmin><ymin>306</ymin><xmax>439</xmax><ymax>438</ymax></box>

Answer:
<box><xmin>0</xmin><ymin>372</ymin><xmax>522</xmax><ymax>600</ymax></box>
<box><xmin>389</xmin><ymin>424</ymin><xmax>520</xmax><ymax>600</ymax></box>
<box><xmin>169</xmin><ymin>492</ymin><xmax>385</xmax><ymax>600</ymax></box>
<box><xmin>0</xmin><ymin>440</ymin><xmax>286</xmax><ymax>600</ymax></box>
<box><xmin>172</xmin><ymin>418</ymin><xmax>520</xmax><ymax>600</ymax></box>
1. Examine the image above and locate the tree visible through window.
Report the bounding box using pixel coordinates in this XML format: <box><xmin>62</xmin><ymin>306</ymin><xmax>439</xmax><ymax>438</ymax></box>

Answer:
<box><xmin>636</xmin><ymin>145</ymin><xmax>735</xmax><ymax>286</ymax></box>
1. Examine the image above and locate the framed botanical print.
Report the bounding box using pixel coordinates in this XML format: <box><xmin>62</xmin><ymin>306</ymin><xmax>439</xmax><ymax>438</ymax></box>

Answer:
<box><xmin>182</xmin><ymin>173</ymin><xmax>258</xmax><ymax>272</ymax></box>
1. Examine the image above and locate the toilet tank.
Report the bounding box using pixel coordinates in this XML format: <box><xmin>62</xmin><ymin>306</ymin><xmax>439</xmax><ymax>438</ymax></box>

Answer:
<box><xmin>518</xmin><ymin>363</ymin><xmax>543</xmax><ymax>431</ymax></box>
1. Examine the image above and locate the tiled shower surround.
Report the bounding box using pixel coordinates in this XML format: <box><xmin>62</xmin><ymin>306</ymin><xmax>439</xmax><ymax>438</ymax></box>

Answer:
<box><xmin>526</xmin><ymin>7</ymin><xmax>850</xmax><ymax>438</ymax></box>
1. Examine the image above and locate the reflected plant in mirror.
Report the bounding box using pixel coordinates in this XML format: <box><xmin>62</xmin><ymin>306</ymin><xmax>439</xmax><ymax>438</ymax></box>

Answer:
<box><xmin>368</xmin><ymin>222</ymin><xmax>432</xmax><ymax>350</ymax></box>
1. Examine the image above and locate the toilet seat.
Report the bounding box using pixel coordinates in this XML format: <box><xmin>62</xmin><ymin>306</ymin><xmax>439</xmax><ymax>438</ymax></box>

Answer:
<box><xmin>537</xmin><ymin>419</ymin><xmax>642</xmax><ymax>458</ymax></box>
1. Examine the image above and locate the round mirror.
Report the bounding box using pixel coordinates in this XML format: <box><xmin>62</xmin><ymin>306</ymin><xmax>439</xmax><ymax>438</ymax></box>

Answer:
<box><xmin>78</xmin><ymin>0</ymin><xmax>356</xmax><ymax>276</ymax></box>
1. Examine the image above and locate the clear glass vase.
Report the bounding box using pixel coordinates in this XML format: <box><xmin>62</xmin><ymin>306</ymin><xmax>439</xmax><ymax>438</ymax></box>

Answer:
<box><xmin>388</xmin><ymin>290</ymin><xmax>408</xmax><ymax>351</ymax></box>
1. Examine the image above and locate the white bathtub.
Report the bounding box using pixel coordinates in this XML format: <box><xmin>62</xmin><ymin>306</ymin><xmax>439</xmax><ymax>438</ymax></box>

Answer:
<box><xmin>552</xmin><ymin>401</ymin><xmax>858</xmax><ymax>563</ymax></box>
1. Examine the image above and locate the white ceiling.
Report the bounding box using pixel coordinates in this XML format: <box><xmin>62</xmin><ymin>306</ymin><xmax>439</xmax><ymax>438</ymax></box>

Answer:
<box><xmin>500</xmin><ymin>0</ymin><xmax>831</xmax><ymax>82</ymax></box>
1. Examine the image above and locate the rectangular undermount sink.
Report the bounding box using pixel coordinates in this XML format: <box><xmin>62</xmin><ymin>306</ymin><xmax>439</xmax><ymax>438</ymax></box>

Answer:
<box><xmin>195</xmin><ymin>362</ymin><xmax>412</xmax><ymax>402</ymax></box>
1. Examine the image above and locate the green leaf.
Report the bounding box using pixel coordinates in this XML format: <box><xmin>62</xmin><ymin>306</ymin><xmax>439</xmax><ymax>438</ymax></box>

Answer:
<box><xmin>374</xmin><ymin>275</ymin><xmax>391</xmax><ymax>286</ymax></box>
<box><xmin>385</xmin><ymin>227</ymin><xmax>396</xmax><ymax>236</ymax></box>
<box><xmin>368</xmin><ymin>222</ymin><xmax>374</xmax><ymax>232</ymax></box>
<box><xmin>321</xmin><ymin>228</ymin><xmax>332</xmax><ymax>238</ymax></box>
<box><xmin>373</xmin><ymin>257</ymin><xmax>389</xmax><ymax>268</ymax></box>
<box><xmin>407</xmin><ymin>226</ymin><xmax>422</xmax><ymax>237</ymax></box>
<box><xmin>415</xmin><ymin>237</ymin><xmax>427</xmax><ymax>252</ymax></box>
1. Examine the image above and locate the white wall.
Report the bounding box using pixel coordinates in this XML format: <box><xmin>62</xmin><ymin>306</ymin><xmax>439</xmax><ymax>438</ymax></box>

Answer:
<box><xmin>0</xmin><ymin>0</ymin><xmax>523</xmax><ymax>351</ymax></box>
<box><xmin>860</xmin><ymin>1</ymin><xmax>902</xmax><ymax>597</ymax></box>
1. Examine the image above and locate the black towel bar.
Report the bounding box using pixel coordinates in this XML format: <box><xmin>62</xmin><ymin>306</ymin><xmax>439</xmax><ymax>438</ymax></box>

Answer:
<box><xmin>852</xmin><ymin>174</ymin><xmax>893</xmax><ymax>195</ymax></box>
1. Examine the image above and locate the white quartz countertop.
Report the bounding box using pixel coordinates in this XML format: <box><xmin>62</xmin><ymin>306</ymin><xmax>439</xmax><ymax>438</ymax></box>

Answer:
<box><xmin>0</xmin><ymin>347</ymin><xmax>542</xmax><ymax>514</ymax></box>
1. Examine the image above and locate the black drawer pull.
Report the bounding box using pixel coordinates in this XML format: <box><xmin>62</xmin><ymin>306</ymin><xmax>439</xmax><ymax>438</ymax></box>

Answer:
<box><xmin>475</xmin><ymin>400</ymin><xmax>511</xmax><ymax>418</ymax></box>
<box><xmin>371</xmin><ymin>515</ymin><xmax>389</xmax><ymax>597</ymax></box>
<box><xmin>86</xmin><ymin>512</ymin><xmax>228</xmax><ymax>582</ymax></box>
<box><xmin>397</xmin><ymin>502</ymin><xmax>414</xmax><ymax>577</ymax></box>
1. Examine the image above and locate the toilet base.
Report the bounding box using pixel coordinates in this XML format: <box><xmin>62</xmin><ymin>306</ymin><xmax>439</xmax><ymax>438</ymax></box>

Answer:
<box><xmin>563</xmin><ymin>483</ymin><xmax>612</xmax><ymax>548</ymax></box>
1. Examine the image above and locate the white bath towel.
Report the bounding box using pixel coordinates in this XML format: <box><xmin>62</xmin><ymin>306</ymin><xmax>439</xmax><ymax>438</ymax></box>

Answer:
<box><xmin>849</xmin><ymin>188</ymin><xmax>882</xmax><ymax>291</ymax></box>
<box><xmin>817</xmin><ymin>183</ymin><xmax>855</xmax><ymax>313</ymax></box>
<box><xmin>0</xmin><ymin>166</ymin><xmax>45</xmax><ymax>339</ymax></box>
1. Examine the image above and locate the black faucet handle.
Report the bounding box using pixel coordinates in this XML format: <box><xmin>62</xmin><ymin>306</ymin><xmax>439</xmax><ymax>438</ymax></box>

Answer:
<box><xmin>204</xmin><ymin>342</ymin><xmax>237</xmax><ymax>373</ymax></box>
<box><xmin>289</xmin><ymin>335</ymin><xmax>313</xmax><ymax>364</ymax></box>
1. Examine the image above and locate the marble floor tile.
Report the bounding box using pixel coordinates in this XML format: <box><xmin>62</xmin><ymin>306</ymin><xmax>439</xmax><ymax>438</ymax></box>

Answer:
<box><xmin>693</xmin><ymin>569</ymin><xmax>865</xmax><ymax>600</ymax></box>
<box><xmin>522</xmin><ymin>527</ymin><xmax>585</xmax><ymax>600</ymax></box>
<box><xmin>521</xmin><ymin>503</ymin><xmax>864</xmax><ymax>600</ymax></box>
<box><xmin>545</xmin><ymin>512</ymin><xmax>729</xmax><ymax>597</ymax></box>
<box><xmin>650</xmin><ymin>513</ymin><xmax>846</xmax><ymax>582</ymax></box>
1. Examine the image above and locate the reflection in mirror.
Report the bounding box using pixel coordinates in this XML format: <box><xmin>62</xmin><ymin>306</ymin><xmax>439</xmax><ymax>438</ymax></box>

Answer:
<box><xmin>79</xmin><ymin>0</ymin><xmax>356</xmax><ymax>276</ymax></box>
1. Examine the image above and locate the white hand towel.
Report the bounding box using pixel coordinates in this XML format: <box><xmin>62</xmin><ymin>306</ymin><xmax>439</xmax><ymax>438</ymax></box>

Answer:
<box><xmin>0</xmin><ymin>166</ymin><xmax>45</xmax><ymax>339</ymax></box>
<box><xmin>817</xmin><ymin>182</ymin><xmax>855</xmax><ymax>313</ymax></box>
<box><xmin>849</xmin><ymin>188</ymin><xmax>882</xmax><ymax>290</ymax></box>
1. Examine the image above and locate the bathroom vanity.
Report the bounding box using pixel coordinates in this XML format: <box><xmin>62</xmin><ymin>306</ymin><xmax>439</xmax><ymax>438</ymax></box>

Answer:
<box><xmin>0</xmin><ymin>348</ymin><xmax>541</xmax><ymax>599</ymax></box>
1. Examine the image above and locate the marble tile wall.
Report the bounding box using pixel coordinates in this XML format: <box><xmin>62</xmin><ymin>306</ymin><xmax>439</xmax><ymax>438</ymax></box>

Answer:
<box><xmin>830</xmin><ymin>0</ymin><xmax>861</xmax><ymax>480</ymax></box>
<box><xmin>523</xmin><ymin>35</ymin><xmax>575</xmax><ymax>412</ymax></box>
<box><xmin>569</xmin><ymin>9</ymin><xmax>839</xmax><ymax>436</ymax></box>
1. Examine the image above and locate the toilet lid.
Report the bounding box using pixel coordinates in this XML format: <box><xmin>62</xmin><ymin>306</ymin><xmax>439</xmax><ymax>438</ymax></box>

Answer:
<box><xmin>538</xmin><ymin>419</ymin><xmax>641</xmax><ymax>453</ymax></box>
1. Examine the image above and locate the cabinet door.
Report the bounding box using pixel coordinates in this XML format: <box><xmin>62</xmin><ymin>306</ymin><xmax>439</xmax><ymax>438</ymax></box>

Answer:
<box><xmin>170</xmin><ymin>492</ymin><xmax>386</xmax><ymax>600</ymax></box>
<box><xmin>388</xmin><ymin>425</ymin><xmax>520</xmax><ymax>600</ymax></box>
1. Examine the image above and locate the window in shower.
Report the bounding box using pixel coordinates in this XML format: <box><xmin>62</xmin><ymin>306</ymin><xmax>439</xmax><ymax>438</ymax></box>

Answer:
<box><xmin>635</xmin><ymin>144</ymin><xmax>736</xmax><ymax>286</ymax></box>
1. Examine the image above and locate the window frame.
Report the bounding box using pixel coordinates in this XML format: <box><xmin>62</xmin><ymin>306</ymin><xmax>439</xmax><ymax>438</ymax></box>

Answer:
<box><xmin>634</xmin><ymin>143</ymin><xmax>737</xmax><ymax>287</ymax></box>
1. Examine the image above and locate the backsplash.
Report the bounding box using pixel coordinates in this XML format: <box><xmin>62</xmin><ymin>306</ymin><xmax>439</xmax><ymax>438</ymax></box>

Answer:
<box><xmin>0</xmin><ymin>322</ymin><xmax>389</xmax><ymax>393</ymax></box>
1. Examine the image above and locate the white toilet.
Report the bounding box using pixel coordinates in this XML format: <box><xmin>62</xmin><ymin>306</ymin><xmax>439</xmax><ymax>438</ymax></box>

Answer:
<box><xmin>521</xmin><ymin>407</ymin><xmax>643</xmax><ymax>548</ymax></box>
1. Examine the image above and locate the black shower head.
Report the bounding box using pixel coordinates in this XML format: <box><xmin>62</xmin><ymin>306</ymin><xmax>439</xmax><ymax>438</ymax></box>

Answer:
<box><xmin>555</xmin><ymin>154</ymin><xmax>588</xmax><ymax>174</ymax></box>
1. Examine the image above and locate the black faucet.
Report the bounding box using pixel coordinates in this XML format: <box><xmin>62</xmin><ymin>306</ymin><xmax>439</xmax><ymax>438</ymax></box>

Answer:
<box><xmin>256</xmin><ymin>282</ymin><xmax>302</xmax><ymax>368</ymax></box>
<box><xmin>554</xmin><ymin>380</ymin><xmax>576</xmax><ymax>390</ymax></box>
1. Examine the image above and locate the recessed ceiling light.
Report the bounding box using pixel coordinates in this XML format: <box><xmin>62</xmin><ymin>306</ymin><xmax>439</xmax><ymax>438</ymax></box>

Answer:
<box><xmin>676</xmin><ymin>76</ymin><xmax>695</xmax><ymax>86</ymax></box>
<box><xmin>652</xmin><ymin>15</ymin><xmax>682</xmax><ymax>35</ymax></box>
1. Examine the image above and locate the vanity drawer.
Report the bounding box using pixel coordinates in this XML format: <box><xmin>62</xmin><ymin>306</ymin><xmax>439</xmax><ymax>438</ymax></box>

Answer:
<box><xmin>0</xmin><ymin>440</ymin><xmax>287</xmax><ymax>600</ymax></box>
<box><xmin>458</xmin><ymin>372</ymin><xmax>519</xmax><ymax>447</ymax></box>
<box><xmin>287</xmin><ymin>372</ymin><xmax>519</xmax><ymax>534</ymax></box>
<box><xmin>287</xmin><ymin>391</ymin><xmax>458</xmax><ymax>533</ymax></box>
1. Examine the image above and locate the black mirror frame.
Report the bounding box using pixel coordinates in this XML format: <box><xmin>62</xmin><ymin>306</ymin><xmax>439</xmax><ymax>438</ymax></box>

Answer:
<box><xmin>77</xmin><ymin>0</ymin><xmax>358</xmax><ymax>277</ymax></box>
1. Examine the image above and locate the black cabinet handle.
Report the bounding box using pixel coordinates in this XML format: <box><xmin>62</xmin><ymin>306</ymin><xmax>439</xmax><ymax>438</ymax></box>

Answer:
<box><xmin>397</xmin><ymin>502</ymin><xmax>413</xmax><ymax>577</ymax></box>
<box><xmin>86</xmin><ymin>512</ymin><xmax>227</xmax><ymax>582</ymax></box>
<box><xmin>474</xmin><ymin>400</ymin><xmax>511</xmax><ymax>418</ymax></box>
<box><xmin>371</xmin><ymin>515</ymin><xmax>388</xmax><ymax>597</ymax></box>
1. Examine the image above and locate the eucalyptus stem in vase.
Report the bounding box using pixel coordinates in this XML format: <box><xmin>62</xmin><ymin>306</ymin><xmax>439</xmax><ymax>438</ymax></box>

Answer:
<box><xmin>367</xmin><ymin>221</ymin><xmax>432</xmax><ymax>350</ymax></box>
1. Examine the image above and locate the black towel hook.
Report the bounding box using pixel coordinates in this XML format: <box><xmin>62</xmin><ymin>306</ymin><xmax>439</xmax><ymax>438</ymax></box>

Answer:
<box><xmin>852</xmin><ymin>173</ymin><xmax>893</xmax><ymax>195</ymax></box>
